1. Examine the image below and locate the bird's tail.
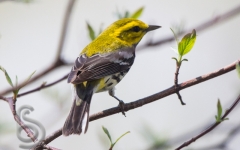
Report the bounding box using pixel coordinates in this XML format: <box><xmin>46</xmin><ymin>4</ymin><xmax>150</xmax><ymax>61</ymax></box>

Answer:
<box><xmin>62</xmin><ymin>84</ymin><xmax>93</xmax><ymax>136</ymax></box>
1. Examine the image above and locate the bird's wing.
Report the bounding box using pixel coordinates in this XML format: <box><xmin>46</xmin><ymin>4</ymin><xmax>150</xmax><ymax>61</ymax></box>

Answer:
<box><xmin>68</xmin><ymin>47</ymin><xmax>135</xmax><ymax>84</ymax></box>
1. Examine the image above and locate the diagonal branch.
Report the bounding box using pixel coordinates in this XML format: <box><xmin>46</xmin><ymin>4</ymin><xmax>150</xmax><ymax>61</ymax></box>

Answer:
<box><xmin>198</xmin><ymin>123</ymin><xmax>240</xmax><ymax>150</ymax></box>
<box><xmin>55</xmin><ymin>0</ymin><xmax>76</xmax><ymax>60</ymax></box>
<box><xmin>173</xmin><ymin>60</ymin><xmax>186</xmax><ymax>105</ymax></box>
<box><xmin>17</xmin><ymin>74</ymin><xmax>68</xmax><ymax>98</ymax></box>
<box><xmin>33</xmin><ymin>59</ymin><xmax>239</xmax><ymax>149</ymax></box>
<box><xmin>175</xmin><ymin>94</ymin><xmax>240</xmax><ymax>150</ymax></box>
<box><xmin>6</xmin><ymin>97</ymin><xmax>37</xmax><ymax>142</ymax></box>
<box><xmin>0</xmin><ymin>73</ymin><xmax>68</xmax><ymax>102</ymax></box>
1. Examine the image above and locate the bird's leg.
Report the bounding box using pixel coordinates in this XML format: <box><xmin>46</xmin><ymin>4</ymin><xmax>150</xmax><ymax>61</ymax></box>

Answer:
<box><xmin>108</xmin><ymin>89</ymin><xmax>126</xmax><ymax>117</ymax></box>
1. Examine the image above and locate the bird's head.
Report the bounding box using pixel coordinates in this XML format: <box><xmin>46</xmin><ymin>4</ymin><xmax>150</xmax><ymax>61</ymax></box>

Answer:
<box><xmin>103</xmin><ymin>18</ymin><xmax>161</xmax><ymax>46</ymax></box>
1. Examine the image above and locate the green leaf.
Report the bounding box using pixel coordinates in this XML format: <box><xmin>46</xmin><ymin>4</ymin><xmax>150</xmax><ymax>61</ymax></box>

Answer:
<box><xmin>130</xmin><ymin>7</ymin><xmax>144</xmax><ymax>19</ymax></box>
<box><xmin>87</xmin><ymin>22</ymin><xmax>96</xmax><ymax>41</ymax></box>
<box><xmin>102</xmin><ymin>126</ymin><xmax>112</xmax><ymax>144</ymax></box>
<box><xmin>217</xmin><ymin>99</ymin><xmax>222</xmax><ymax>118</ymax></box>
<box><xmin>0</xmin><ymin>66</ymin><xmax>13</xmax><ymax>87</ymax></box>
<box><xmin>178</xmin><ymin>29</ymin><xmax>196</xmax><ymax>56</ymax></box>
<box><xmin>112</xmin><ymin>131</ymin><xmax>130</xmax><ymax>149</ymax></box>
<box><xmin>172</xmin><ymin>57</ymin><xmax>178</xmax><ymax>63</ymax></box>
<box><xmin>236</xmin><ymin>63</ymin><xmax>240</xmax><ymax>79</ymax></box>
<box><xmin>215</xmin><ymin>99</ymin><xmax>222</xmax><ymax>123</ymax></box>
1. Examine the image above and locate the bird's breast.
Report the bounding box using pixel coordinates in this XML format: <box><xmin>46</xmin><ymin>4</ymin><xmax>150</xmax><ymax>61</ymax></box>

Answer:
<box><xmin>95</xmin><ymin>71</ymin><xmax>128</xmax><ymax>93</ymax></box>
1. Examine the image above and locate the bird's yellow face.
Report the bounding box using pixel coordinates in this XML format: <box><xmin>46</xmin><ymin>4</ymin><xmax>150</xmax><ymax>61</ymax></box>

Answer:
<box><xmin>81</xmin><ymin>18</ymin><xmax>160</xmax><ymax>57</ymax></box>
<box><xmin>109</xmin><ymin>19</ymin><xmax>149</xmax><ymax>45</ymax></box>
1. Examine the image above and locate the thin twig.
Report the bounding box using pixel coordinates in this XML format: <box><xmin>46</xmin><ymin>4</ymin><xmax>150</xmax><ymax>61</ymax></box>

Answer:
<box><xmin>175</xmin><ymin>94</ymin><xmax>240</xmax><ymax>150</ymax></box>
<box><xmin>33</xmin><ymin>60</ymin><xmax>239</xmax><ymax>149</ymax></box>
<box><xmin>138</xmin><ymin>5</ymin><xmax>240</xmax><ymax>50</ymax></box>
<box><xmin>55</xmin><ymin>0</ymin><xmax>76</xmax><ymax>60</ymax></box>
<box><xmin>33</xmin><ymin>128</ymin><xmax>62</xmax><ymax>150</ymax></box>
<box><xmin>0</xmin><ymin>59</ymin><xmax>64</xmax><ymax>96</ymax></box>
<box><xmin>199</xmin><ymin>123</ymin><xmax>240</xmax><ymax>150</ymax></box>
<box><xmin>17</xmin><ymin>74</ymin><xmax>68</xmax><ymax>98</ymax></box>
<box><xmin>7</xmin><ymin>97</ymin><xmax>37</xmax><ymax>142</ymax></box>
<box><xmin>174</xmin><ymin>61</ymin><xmax>185</xmax><ymax>105</ymax></box>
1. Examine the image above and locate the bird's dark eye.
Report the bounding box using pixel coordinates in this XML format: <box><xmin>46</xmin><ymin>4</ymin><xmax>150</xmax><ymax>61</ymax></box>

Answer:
<box><xmin>132</xmin><ymin>26</ymin><xmax>140</xmax><ymax>32</ymax></box>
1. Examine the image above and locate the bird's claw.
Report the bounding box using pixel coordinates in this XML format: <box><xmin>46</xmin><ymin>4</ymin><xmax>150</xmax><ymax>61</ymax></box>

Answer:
<box><xmin>118</xmin><ymin>100</ymin><xmax>126</xmax><ymax>117</ymax></box>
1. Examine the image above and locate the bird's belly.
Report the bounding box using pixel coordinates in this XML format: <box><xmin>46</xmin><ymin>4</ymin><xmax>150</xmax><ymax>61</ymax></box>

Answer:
<box><xmin>96</xmin><ymin>72</ymin><xmax>127</xmax><ymax>93</ymax></box>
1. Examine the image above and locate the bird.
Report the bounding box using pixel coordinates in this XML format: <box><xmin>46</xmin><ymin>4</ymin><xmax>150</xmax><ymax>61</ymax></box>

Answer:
<box><xmin>62</xmin><ymin>18</ymin><xmax>160</xmax><ymax>136</ymax></box>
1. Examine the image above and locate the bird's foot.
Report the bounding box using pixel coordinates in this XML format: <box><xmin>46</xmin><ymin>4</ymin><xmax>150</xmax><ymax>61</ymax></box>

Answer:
<box><xmin>118</xmin><ymin>100</ymin><xmax>126</xmax><ymax>117</ymax></box>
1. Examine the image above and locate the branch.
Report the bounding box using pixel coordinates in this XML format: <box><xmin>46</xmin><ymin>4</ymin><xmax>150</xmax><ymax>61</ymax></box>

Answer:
<box><xmin>0</xmin><ymin>0</ymin><xmax>76</xmax><ymax>96</ymax></box>
<box><xmin>175</xmin><ymin>94</ymin><xmax>240</xmax><ymax>150</ymax></box>
<box><xmin>199</xmin><ymin>123</ymin><xmax>240</xmax><ymax>150</ymax></box>
<box><xmin>55</xmin><ymin>0</ymin><xmax>76</xmax><ymax>60</ymax></box>
<box><xmin>0</xmin><ymin>73</ymin><xmax>68</xmax><ymax>103</ymax></box>
<box><xmin>33</xmin><ymin>59</ymin><xmax>239</xmax><ymax>149</ymax></box>
<box><xmin>173</xmin><ymin>59</ymin><xmax>186</xmax><ymax>105</ymax></box>
<box><xmin>138</xmin><ymin>5</ymin><xmax>240</xmax><ymax>50</ymax></box>
<box><xmin>17</xmin><ymin>74</ymin><xmax>68</xmax><ymax>98</ymax></box>
<box><xmin>7</xmin><ymin>97</ymin><xmax>37</xmax><ymax>142</ymax></box>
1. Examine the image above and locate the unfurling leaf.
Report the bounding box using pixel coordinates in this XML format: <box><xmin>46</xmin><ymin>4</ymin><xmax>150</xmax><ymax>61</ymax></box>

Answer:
<box><xmin>130</xmin><ymin>7</ymin><xmax>144</xmax><ymax>19</ymax></box>
<box><xmin>102</xmin><ymin>126</ymin><xmax>112</xmax><ymax>144</ymax></box>
<box><xmin>215</xmin><ymin>99</ymin><xmax>224</xmax><ymax>123</ymax></box>
<box><xmin>87</xmin><ymin>22</ymin><xmax>96</xmax><ymax>41</ymax></box>
<box><xmin>172</xmin><ymin>57</ymin><xmax>178</xmax><ymax>63</ymax></box>
<box><xmin>112</xmin><ymin>131</ymin><xmax>130</xmax><ymax>148</ymax></box>
<box><xmin>0</xmin><ymin>66</ymin><xmax>13</xmax><ymax>87</ymax></box>
<box><xmin>178</xmin><ymin>29</ymin><xmax>196</xmax><ymax>56</ymax></box>
<box><xmin>102</xmin><ymin>126</ymin><xmax>130</xmax><ymax>150</ymax></box>
<box><xmin>217</xmin><ymin>99</ymin><xmax>222</xmax><ymax>120</ymax></box>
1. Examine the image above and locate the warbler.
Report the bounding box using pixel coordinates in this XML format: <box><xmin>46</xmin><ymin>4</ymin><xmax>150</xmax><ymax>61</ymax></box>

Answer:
<box><xmin>63</xmin><ymin>18</ymin><xmax>160</xmax><ymax>136</ymax></box>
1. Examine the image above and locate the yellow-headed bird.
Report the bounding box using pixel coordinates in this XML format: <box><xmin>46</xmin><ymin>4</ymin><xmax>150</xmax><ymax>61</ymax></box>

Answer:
<box><xmin>63</xmin><ymin>18</ymin><xmax>160</xmax><ymax>136</ymax></box>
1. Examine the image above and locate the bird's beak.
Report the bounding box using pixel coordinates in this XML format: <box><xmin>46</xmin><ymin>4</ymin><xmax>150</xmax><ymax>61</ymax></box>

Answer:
<box><xmin>146</xmin><ymin>25</ymin><xmax>161</xmax><ymax>32</ymax></box>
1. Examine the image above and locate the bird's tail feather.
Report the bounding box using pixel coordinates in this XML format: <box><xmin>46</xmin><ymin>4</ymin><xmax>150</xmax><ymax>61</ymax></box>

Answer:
<box><xmin>62</xmin><ymin>85</ymin><xmax>93</xmax><ymax>136</ymax></box>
